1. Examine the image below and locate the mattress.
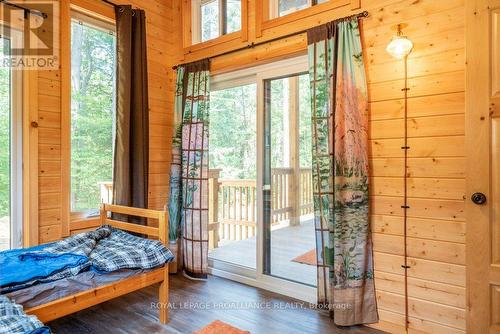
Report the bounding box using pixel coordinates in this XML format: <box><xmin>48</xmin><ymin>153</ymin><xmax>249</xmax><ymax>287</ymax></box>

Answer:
<box><xmin>5</xmin><ymin>269</ymin><xmax>146</xmax><ymax>309</ymax></box>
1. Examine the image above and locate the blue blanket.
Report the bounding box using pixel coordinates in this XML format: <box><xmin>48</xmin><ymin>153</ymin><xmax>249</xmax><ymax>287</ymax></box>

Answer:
<box><xmin>0</xmin><ymin>227</ymin><xmax>110</xmax><ymax>293</ymax></box>
<box><xmin>0</xmin><ymin>245</ymin><xmax>88</xmax><ymax>291</ymax></box>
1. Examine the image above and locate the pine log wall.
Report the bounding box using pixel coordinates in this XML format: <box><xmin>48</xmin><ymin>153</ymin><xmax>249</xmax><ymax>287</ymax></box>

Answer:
<box><xmin>37</xmin><ymin>0</ymin><xmax>172</xmax><ymax>239</ymax></box>
<box><xmin>167</xmin><ymin>0</ymin><xmax>466</xmax><ymax>333</ymax></box>
<box><xmin>34</xmin><ymin>0</ymin><xmax>466</xmax><ymax>332</ymax></box>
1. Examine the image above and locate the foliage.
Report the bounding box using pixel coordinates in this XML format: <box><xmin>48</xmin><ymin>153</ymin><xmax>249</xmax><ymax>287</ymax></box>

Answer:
<box><xmin>208</xmin><ymin>74</ymin><xmax>311</xmax><ymax>180</ymax></box>
<box><xmin>0</xmin><ymin>40</ymin><xmax>10</xmax><ymax>219</ymax></box>
<box><xmin>268</xmin><ymin>74</ymin><xmax>311</xmax><ymax>169</ymax></box>
<box><xmin>0</xmin><ymin>23</ymin><xmax>115</xmax><ymax>220</ymax></box>
<box><xmin>209</xmin><ymin>84</ymin><xmax>257</xmax><ymax>179</ymax></box>
<box><xmin>201</xmin><ymin>1</ymin><xmax>219</xmax><ymax>42</ymax></box>
<box><xmin>279</xmin><ymin>0</ymin><xmax>309</xmax><ymax>16</ymax></box>
<box><xmin>226</xmin><ymin>0</ymin><xmax>242</xmax><ymax>33</ymax></box>
<box><xmin>70</xmin><ymin>22</ymin><xmax>116</xmax><ymax>212</ymax></box>
<box><xmin>201</xmin><ymin>0</ymin><xmax>241</xmax><ymax>42</ymax></box>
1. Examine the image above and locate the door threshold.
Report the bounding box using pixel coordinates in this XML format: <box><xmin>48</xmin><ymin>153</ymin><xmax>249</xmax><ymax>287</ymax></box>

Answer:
<box><xmin>208</xmin><ymin>262</ymin><xmax>316</xmax><ymax>304</ymax></box>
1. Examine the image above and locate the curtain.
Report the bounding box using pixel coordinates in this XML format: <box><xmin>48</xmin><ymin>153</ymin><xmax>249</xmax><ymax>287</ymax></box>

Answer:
<box><xmin>112</xmin><ymin>5</ymin><xmax>149</xmax><ymax>224</ymax></box>
<box><xmin>168</xmin><ymin>60</ymin><xmax>210</xmax><ymax>279</ymax></box>
<box><xmin>307</xmin><ymin>19</ymin><xmax>378</xmax><ymax>325</ymax></box>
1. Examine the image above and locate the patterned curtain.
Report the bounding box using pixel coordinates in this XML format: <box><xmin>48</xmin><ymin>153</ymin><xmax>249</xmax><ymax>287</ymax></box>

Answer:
<box><xmin>168</xmin><ymin>59</ymin><xmax>210</xmax><ymax>279</ymax></box>
<box><xmin>307</xmin><ymin>19</ymin><xmax>378</xmax><ymax>325</ymax></box>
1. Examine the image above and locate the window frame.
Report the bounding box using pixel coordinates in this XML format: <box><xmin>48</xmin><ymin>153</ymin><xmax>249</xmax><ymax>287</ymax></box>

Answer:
<box><xmin>61</xmin><ymin>0</ymin><xmax>116</xmax><ymax>234</ymax></box>
<box><xmin>10</xmin><ymin>33</ymin><xmax>24</xmax><ymax>249</ymax></box>
<box><xmin>192</xmin><ymin>0</ymin><xmax>224</xmax><ymax>44</ymax></box>
<box><xmin>182</xmin><ymin>0</ymin><xmax>360</xmax><ymax>66</ymax></box>
<box><xmin>0</xmin><ymin>27</ymin><xmax>25</xmax><ymax>249</ymax></box>
<box><xmin>69</xmin><ymin>11</ymin><xmax>116</xmax><ymax>217</ymax></box>
<box><xmin>0</xmin><ymin>18</ymin><xmax>40</xmax><ymax>247</ymax></box>
<box><xmin>260</xmin><ymin>0</ymin><xmax>350</xmax><ymax>31</ymax></box>
<box><xmin>269</xmin><ymin>0</ymin><xmax>316</xmax><ymax>19</ymax></box>
<box><xmin>183</xmin><ymin>0</ymin><xmax>248</xmax><ymax>52</ymax></box>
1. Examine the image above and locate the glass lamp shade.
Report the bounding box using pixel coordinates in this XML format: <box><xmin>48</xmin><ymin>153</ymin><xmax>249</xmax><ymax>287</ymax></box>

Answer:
<box><xmin>386</xmin><ymin>36</ymin><xmax>413</xmax><ymax>59</ymax></box>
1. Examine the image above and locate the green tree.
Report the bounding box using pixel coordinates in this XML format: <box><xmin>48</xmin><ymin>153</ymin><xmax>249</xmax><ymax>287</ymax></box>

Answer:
<box><xmin>208</xmin><ymin>73</ymin><xmax>311</xmax><ymax>180</ymax></box>
<box><xmin>209</xmin><ymin>84</ymin><xmax>257</xmax><ymax>179</ymax></box>
<box><xmin>70</xmin><ymin>22</ymin><xmax>116</xmax><ymax>212</ymax></box>
<box><xmin>0</xmin><ymin>39</ymin><xmax>10</xmax><ymax>219</ymax></box>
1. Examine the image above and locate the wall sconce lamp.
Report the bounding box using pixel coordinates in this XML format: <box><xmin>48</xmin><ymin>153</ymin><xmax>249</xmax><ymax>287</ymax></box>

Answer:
<box><xmin>386</xmin><ymin>24</ymin><xmax>413</xmax><ymax>59</ymax></box>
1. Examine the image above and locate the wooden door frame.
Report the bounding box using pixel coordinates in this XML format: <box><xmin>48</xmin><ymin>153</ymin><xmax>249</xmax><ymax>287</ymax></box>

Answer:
<box><xmin>466</xmin><ymin>0</ymin><xmax>500</xmax><ymax>332</ymax></box>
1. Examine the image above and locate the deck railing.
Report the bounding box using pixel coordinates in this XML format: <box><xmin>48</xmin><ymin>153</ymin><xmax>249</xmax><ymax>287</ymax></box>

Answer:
<box><xmin>98</xmin><ymin>170</ymin><xmax>314</xmax><ymax>250</ymax></box>
<box><xmin>208</xmin><ymin>168</ymin><xmax>313</xmax><ymax>249</ymax></box>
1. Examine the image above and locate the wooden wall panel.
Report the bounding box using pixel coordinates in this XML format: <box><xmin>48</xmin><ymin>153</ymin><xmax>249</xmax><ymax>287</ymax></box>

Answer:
<box><xmin>37</xmin><ymin>0</ymin><xmax>173</xmax><ymax>242</ymax></box>
<box><xmin>167</xmin><ymin>0</ymin><xmax>466</xmax><ymax>332</ymax></box>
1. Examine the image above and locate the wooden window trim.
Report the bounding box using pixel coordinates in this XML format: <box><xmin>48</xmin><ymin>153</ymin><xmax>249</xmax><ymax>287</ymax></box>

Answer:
<box><xmin>269</xmin><ymin>0</ymin><xmax>314</xmax><ymax>19</ymax></box>
<box><xmin>185</xmin><ymin>0</ymin><xmax>359</xmax><ymax>63</ymax></box>
<box><xmin>261</xmin><ymin>0</ymin><xmax>349</xmax><ymax>30</ymax></box>
<box><xmin>187</xmin><ymin>30</ymin><xmax>242</xmax><ymax>53</ymax></box>
<box><xmin>70</xmin><ymin>0</ymin><xmax>114</xmax><ymax>22</ymax></box>
<box><xmin>183</xmin><ymin>0</ymin><xmax>359</xmax><ymax>71</ymax></box>
<box><xmin>183</xmin><ymin>0</ymin><xmax>248</xmax><ymax>53</ymax></box>
<box><xmin>23</xmin><ymin>67</ymin><xmax>39</xmax><ymax>246</ymax></box>
<box><xmin>61</xmin><ymin>0</ymin><xmax>116</xmax><ymax>236</ymax></box>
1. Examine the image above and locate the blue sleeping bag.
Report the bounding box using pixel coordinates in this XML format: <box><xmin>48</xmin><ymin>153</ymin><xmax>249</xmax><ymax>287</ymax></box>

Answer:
<box><xmin>0</xmin><ymin>243</ymin><xmax>89</xmax><ymax>294</ymax></box>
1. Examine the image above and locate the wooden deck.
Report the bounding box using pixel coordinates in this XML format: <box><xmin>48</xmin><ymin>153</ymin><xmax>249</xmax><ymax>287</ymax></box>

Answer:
<box><xmin>48</xmin><ymin>274</ymin><xmax>385</xmax><ymax>334</ymax></box>
<box><xmin>209</xmin><ymin>218</ymin><xmax>317</xmax><ymax>285</ymax></box>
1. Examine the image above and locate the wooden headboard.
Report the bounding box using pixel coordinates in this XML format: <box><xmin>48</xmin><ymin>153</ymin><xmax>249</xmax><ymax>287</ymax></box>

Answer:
<box><xmin>68</xmin><ymin>204</ymin><xmax>168</xmax><ymax>245</ymax></box>
<box><xmin>99</xmin><ymin>204</ymin><xmax>168</xmax><ymax>245</ymax></box>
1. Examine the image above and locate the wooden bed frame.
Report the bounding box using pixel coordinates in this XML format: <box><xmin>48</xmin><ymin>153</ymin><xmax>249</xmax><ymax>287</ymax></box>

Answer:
<box><xmin>25</xmin><ymin>204</ymin><xmax>170</xmax><ymax>324</ymax></box>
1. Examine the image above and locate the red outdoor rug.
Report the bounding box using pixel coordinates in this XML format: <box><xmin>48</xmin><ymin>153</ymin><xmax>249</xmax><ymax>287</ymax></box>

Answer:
<box><xmin>194</xmin><ymin>320</ymin><xmax>250</xmax><ymax>334</ymax></box>
<box><xmin>291</xmin><ymin>249</ymin><xmax>317</xmax><ymax>266</ymax></box>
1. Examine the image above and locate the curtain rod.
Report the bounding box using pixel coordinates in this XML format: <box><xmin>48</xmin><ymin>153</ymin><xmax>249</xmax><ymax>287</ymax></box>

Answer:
<box><xmin>172</xmin><ymin>10</ymin><xmax>369</xmax><ymax>70</ymax></box>
<box><xmin>99</xmin><ymin>0</ymin><xmax>142</xmax><ymax>13</ymax></box>
<box><xmin>0</xmin><ymin>0</ymin><xmax>48</xmax><ymax>18</ymax></box>
<box><xmin>100</xmin><ymin>0</ymin><xmax>119</xmax><ymax>7</ymax></box>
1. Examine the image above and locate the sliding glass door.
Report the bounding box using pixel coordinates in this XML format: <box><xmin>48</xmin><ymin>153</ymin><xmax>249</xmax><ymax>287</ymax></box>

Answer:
<box><xmin>208</xmin><ymin>82</ymin><xmax>257</xmax><ymax>269</ymax></box>
<box><xmin>263</xmin><ymin>73</ymin><xmax>316</xmax><ymax>286</ymax></box>
<box><xmin>208</xmin><ymin>57</ymin><xmax>316</xmax><ymax>301</ymax></box>
<box><xmin>0</xmin><ymin>34</ymin><xmax>22</xmax><ymax>250</ymax></box>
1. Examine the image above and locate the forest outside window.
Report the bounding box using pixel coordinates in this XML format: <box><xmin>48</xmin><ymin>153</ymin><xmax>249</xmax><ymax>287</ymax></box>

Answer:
<box><xmin>192</xmin><ymin>0</ymin><xmax>241</xmax><ymax>44</ymax></box>
<box><xmin>270</xmin><ymin>0</ymin><xmax>328</xmax><ymax>18</ymax></box>
<box><xmin>70</xmin><ymin>12</ymin><xmax>116</xmax><ymax>215</ymax></box>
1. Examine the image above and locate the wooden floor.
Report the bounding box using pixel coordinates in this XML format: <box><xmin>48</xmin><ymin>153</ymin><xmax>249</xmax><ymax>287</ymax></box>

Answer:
<box><xmin>48</xmin><ymin>274</ymin><xmax>385</xmax><ymax>334</ymax></box>
<box><xmin>209</xmin><ymin>217</ymin><xmax>317</xmax><ymax>285</ymax></box>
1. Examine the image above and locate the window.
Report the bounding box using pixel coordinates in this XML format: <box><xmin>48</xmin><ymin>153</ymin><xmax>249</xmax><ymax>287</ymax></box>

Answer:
<box><xmin>192</xmin><ymin>0</ymin><xmax>242</xmax><ymax>43</ymax></box>
<box><xmin>0</xmin><ymin>28</ymin><xmax>23</xmax><ymax>250</ymax></box>
<box><xmin>70</xmin><ymin>12</ymin><xmax>116</xmax><ymax>214</ymax></box>
<box><xmin>271</xmin><ymin>0</ymin><xmax>328</xmax><ymax>18</ymax></box>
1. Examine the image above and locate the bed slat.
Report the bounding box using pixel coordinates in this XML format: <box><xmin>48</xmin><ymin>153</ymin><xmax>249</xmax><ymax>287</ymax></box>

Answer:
<box><xmin>103</xmin><ymin>204</ymin><xmax>163</xmax><ymax>220</ymax></box>
<box><xmin>105</xmin><ymin>218</ymin><xmax>159</xmax><ymax>237</ymax></box>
